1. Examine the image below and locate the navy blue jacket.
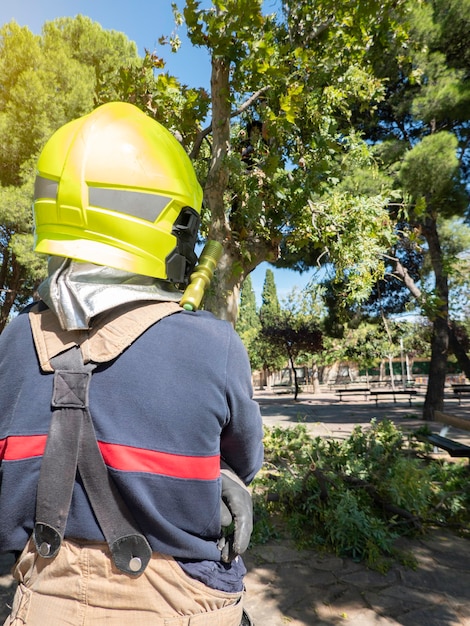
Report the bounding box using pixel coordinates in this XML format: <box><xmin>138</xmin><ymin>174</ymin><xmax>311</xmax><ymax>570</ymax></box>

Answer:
<box><xmin>0</xmin><ymin>305</ymin><xmax>263</xmax><ymax>566</ymax></box>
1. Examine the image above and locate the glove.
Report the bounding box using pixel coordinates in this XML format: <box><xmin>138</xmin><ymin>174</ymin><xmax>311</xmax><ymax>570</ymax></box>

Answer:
<box><xmin>218</xmin><ymin>460</ymin><xmax>253</xmax><ymax>563</ymax></box>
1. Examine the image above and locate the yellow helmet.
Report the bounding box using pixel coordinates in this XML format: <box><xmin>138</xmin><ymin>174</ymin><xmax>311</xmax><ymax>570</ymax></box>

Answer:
<box><xmin>33</xmin><ymin>102</ymin><xmax>203</xmax><ymax>283</ymax></box>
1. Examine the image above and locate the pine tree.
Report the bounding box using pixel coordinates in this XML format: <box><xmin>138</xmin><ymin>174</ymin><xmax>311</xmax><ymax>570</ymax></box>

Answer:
<box><xmin>259</xmin><ymin>269</ymin><xmax>280</xmax><ymax>327</ymax></box>
<box><xmin>256</xmin><ymin>269</ymin><xmax>288</xmax><ymax>386</ymax></box>
<box><xmin>346</xmin><ymin>0</ymin><xmax>470</xmax><ymax>419</ymax></box>
<box><xmin>236</xmin><ymin>275</ymin><xmax>260</xmax><ymax>336</ymax></box>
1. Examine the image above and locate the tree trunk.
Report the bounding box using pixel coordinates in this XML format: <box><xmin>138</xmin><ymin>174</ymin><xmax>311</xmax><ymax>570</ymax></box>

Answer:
<box><xmin>203</xmin><ymin>55</ymin><xmax>232</xmax><ymax>319</ymax></box>
<box><xmin>204</xmin><ymin>248</ymin><xmax>241</xmax><ymax>322</ymax></box>
<box><xmin>379</xmin><ymin>360</ymin><xmax>385</xmax><ymax>382</ymax></box>
<box><xmin>388</xmin><ymin>354</ymin><xmax>396</xmax><ymax>389</ymax></box>
<box><xmin>448</xmin><ymin>321</ymin><xmax>470</xmax><ymax>380</ymax></box>
<box><xmin>202</xmin><ymin>56</ymin><xmax>276</xmax><ymax>324</ymax></box>
<box><xmin>393</xmin><ymin>257</ymin><xmax>470</xmax><ymax>396</ymax></box>
<box><xmin>312</xmin><ymin>362</ymin><xmax>320</xmax><ymax>393</ymax></box>
<box><xmin>287</xmin><ymin>348</ymin><xmax>299</xmax><ymax>400</ymax></box>
<box><xmin>422</xmin><ymin>216</ymin><xmax>449</xmax><ymax>421</ymax></box>
<box><xmin>424</xmin><ymin>315</ymin><xmax>449</xmax><ymax>417</ymax></box>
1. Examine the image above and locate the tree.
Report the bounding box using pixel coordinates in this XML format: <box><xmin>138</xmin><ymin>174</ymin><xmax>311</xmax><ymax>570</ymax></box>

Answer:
<box><xmin>0</xmin><ymin>17</ymin><xmax>138</xmax><ymax>187</ymax></box>
<box><xmin>261</xmin><ymin>312</ymin><xmax>323</xmax><ymax>399</ymax></box>
<box><xmin>0</xmin><ymin>17</ymin><xmax>140</xmax><ymax>330</ymax></box>
<box><xmin>259</xmin><ymin>284</ymin><xmax>323</xmax><ymax>398</ymax></box>
<box><xmin>235</xmin><ymin>274</ymin><xmax>262</xmax><ymax>370</ymax></box>
<box><xmin>259</xmin><ymin>269</ymin><xmax>280</xmax><ymax>326</ymax></box>
<box><xmin>256</xmin><ymin>271</ymin><xmax>323</xmax><ymax>397</ymax></box>
<box><xmin>1</xmin><ymin>2</ymin><xmax>407</xmax><ymax>329</ymax></box>
<box><xmin>315</xmin><ymin>0</ymin><xmax>470</xmax><ymax>418</ymax></box>
<box><xmin>0</xmin><ymin>184</ymin><xmax>45</xmax><ymax>330</ymax></box>
<box><xmin>173</xmin><ymin>0</ymin><xmax>404</xmax><ymax>323</ymax></box>
<box><xmin>236</xmin><ymin>274</ymin><xmax>259</xmax><ymax>333</ymax></box>
<box><xmin>256</xmin><ymin>269</ymin><xmax>286</xmax><ymax>381</ymax></box>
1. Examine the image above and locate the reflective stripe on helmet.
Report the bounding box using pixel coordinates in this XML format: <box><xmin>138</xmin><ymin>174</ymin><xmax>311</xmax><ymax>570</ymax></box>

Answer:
<box><xmin>34</xmin><ymin>176</ymin><xmax>58</xmax><ymax>200</ymax></box>
<box><xmin>89</xmin><ymin>188</ymin><xmax>172</xmax><ymax>223</ymax></box>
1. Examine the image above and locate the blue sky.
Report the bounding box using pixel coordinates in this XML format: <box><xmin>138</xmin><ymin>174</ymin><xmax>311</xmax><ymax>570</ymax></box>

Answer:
<box><xmin>0</xmin><ymin>0</ymin><xmax>312</xmax><ymax>305</ymax></box>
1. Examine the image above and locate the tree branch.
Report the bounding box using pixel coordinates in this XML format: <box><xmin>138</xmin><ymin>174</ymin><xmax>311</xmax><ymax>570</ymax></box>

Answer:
<box><xmin>341</xmin><ymin>473</ymin><xmax>422</xmax><ymax>530</ymax></box>
<box><xmin>231</xmin><ymin>85</ymin><xmax>270</xmax><ymax>119</ymax></box>
<box><xmin>190</xmin><ymin>86</ymin><xmax>270</xmax><ymax>160</ymax></box>
<box><xmin>391</xmin><ymin>258</ymin><xmax>422</xmax><ymax>299</ymax></box>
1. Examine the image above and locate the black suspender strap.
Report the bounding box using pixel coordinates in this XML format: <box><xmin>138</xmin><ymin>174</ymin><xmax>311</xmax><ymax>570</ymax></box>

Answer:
<box><xmin>33</xmin><ymin>345</ymin><xmax>151</xmax><ymax>576</ymax></box>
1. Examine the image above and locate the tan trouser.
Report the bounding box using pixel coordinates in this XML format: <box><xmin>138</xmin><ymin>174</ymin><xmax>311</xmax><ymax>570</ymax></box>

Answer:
<box><xmin>4</xmin><ymin>539</ymin><xmax>243</xmax><ymax>625</ymax></box>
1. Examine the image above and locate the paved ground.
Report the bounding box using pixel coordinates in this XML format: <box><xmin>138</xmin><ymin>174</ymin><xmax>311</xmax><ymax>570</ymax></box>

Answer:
<box><xmin>242</xmin><ymin>387</ymin><xmax>470</xmax><ymax>625</ymax></box>
<box><xmin>253</xmin><ymin>386</ymin><xmax>470</xmax><ymax>442</ymax></box>
<box><xmin>1</xmin><ymin>387</ymin><xmax>470</xmax><ymax>625</ymax></box>
<box><xmin>244</xmin><ymin>531</ymin><xmax>470</xmax><ymax>625</ymax></box>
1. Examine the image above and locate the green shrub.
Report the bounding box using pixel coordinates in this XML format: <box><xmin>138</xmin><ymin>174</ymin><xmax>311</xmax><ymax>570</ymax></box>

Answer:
<box><xmin>251</xmin><ymin>420</ymin><xmax>470</xmax><ymax>570</ymax></box>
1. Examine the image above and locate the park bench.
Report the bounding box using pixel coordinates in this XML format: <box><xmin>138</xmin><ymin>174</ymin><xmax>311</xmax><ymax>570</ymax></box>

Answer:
<box><xmin>272</xmin><ymin>382</ymin><xmax>295</xmax><ymax>394</ymax></box>
<box><xmin>451</xmin><ymin>384</ymin><xmax>470</xmax><ymax>405</ymax></box>
<box><xmin>370</xmin><ymin>389</ymin><xmax>418</xmax><ymax>407</ymax></box>
<box><xmin>335</xmin><ymin>387</ymin><xmax>370</xmax><ymax>402</ymax></box>
<box><xmin>420</xmin><ymin>410</ymin><xmax>470</xmax><ymax>458</ymax></box>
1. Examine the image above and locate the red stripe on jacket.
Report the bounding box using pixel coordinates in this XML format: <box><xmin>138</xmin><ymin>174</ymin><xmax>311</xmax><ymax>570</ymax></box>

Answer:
<box><xmin>99</xmin><ymin>442</ymin><xmax>220</xmax><ymax>479</ymax></box>
<box><xmin>0</xmin><ymin>435</ymin><xmax>47</xmax><ymax>460</ymax></box>
<box><xmin>0</xmin><ymin>436</ymin><xmax>219</xmax><ymax>480</ymax></box>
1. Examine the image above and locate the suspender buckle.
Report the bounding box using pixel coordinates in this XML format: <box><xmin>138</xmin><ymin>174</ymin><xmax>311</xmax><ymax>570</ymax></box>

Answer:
<box><xmin>110</xmin><ymin>534</ymin><xmax>152</xmax><ymax>576</ymax></box>
<box><xmin>33</xmin><ymin>522</ymin><xmax>62</xmax><ymax>559</ymax></box>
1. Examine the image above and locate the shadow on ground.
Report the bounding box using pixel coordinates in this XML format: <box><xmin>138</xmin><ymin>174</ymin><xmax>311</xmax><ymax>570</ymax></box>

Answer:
<box><xmin>244</xmin><ymin>531</ymin><xmax>470</xmax><ymax>626</ymax></box>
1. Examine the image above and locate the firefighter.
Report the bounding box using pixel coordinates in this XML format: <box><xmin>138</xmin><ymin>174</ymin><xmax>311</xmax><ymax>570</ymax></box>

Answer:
<box><xmin>0</xmin><ymin>102</ymin><xmax>263</xmax><ymax>625</ymax></box>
